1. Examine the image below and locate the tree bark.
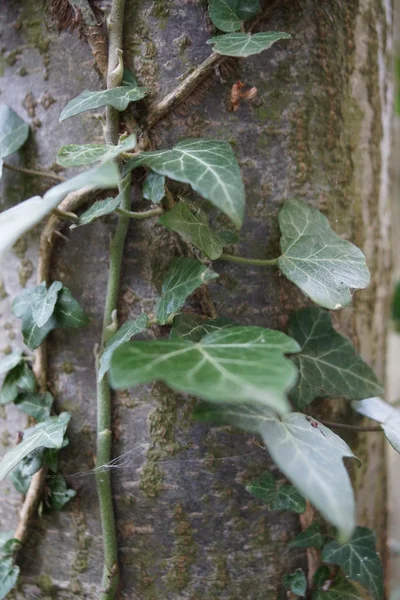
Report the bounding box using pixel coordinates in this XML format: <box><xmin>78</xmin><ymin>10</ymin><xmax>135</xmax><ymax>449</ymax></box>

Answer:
<box><xmin>0</xmin><ymin>0</ymin><xmax>392</xmax><ymax>598</ymax></box>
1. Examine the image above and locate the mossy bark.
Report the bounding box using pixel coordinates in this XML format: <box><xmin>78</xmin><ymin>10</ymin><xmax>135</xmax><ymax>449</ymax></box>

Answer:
<box><xmin>0</xmin><ymin>0</ymin><xmax>392</xmax><ymax>598</ymax></box>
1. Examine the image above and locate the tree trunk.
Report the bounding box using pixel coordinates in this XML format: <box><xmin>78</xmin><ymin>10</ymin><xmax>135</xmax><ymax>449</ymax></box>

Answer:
<box><xmin>0</xmin><ymin>0</ymin><xmax>392</xmax><ymax>598</ymax></box>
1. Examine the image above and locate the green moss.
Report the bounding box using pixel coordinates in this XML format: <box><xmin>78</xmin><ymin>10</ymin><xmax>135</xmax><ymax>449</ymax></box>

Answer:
<box><xmin>140</xmin><ymin>460</ymin><xmax>164</xmax><ymax>497</ymax></box>
<box><xmin>72</xmin><ymin>511</ymin><xmax>92</xmax><ymax>573</ymax></box>
<box><xmin>151</xmin><ymin>0</ymin><xmax>169</xmax><ymax>18</ymax></box>
<box><xmin>62</xmin><ymin>361</ymin><xmax>75</xmax><ymax>374</ymax></box>
<box><xmin>166</xmin><ymin>504</ymin><xmax>197</xmax><ymax>591</ymax></box>
<box><xmin>36</xmin><ymin>574</ymin><xmax>55</xmax><ymax>595</ymax></box>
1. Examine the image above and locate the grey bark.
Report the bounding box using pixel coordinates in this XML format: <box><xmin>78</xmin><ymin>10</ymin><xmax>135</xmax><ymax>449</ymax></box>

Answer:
<box><xmin>0</xmin><ymin>0</ymin><xmax>392</xmax><ymax>598</ymax></box>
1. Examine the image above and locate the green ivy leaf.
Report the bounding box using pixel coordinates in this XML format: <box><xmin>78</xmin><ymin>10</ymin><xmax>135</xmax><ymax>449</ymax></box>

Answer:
<box><xmin>283</xmin><ymin>568</ymin><xmax>307</xmax><ymax>597</ymax></box>
<box><xmin>288</xmin><ymin>307</ymin><xmax>383</xmax><ymax>408</ymax></box>
<box><xmin>0</xmin><ymin>534</ymin><xmax>20</xmax><ymax>558</ymax></box>
<box><xmin>13</xmin><ymin>286</ymin><xmax>89</xmax><ymax>351</ymax></box>
<box><xmin>0</xmin><ymin>351</ymin><xmax>23</xmax><ymax>375</ymax></box>
<box><xmin>9</xmin><ymin>460</ymin><xmax>33</xmax><ymax>495</ymax></box>
<box><xmin>31</xmin><ymin>281</ymin><xmax>63</xmax><ymax>328</ymax></box>
<box><xmin>208</xmin><ymin>0</ymin><xmax>261</xmax><ymax>32</ymax></box>
<box><xmin>0</xmin><ymin>413</ymin><xmax>70</xmax><ymax>483</ymax></box>
<box><xmin>124</xmin><ymin>139</ymin><xmax>245</xmax><ymax>228</ymax></box>
<box><xmin>0</xmin><ymin>104</ymin><xmax>29</xmax><ymax>160</ymax></box>
<box><xmin>207</xmin><ymin>31</ymin><xmax>291</xmax><ymax>57</ymax></box>
<box><xmin>289</xmin><ymin>521</ymin><xmax>325</xmax><ymax>550</ymax></box>
<box><xmin>216</xmin><ymin>230</ymin><xmax>239</xmax><ymax>246</ymax></box>
<box><xmin>193</xmin><ymin>405</ymin><xmax>358</xmax><ymax>540</ymax></box>
<box><xmin>59</xmin><ymin>87</ymin><xmax>147</xmax><ymax>122</ymax></box>
<box><xmin>45</xmin><ymin>473</ymin><xmax>76</xmax><ymax>511</ymax></box>
<box><xmin>43</xmin><ymin>448</ymin><xmax>59</xmax><ymax>473</ymax></box>
<box><xmin>110</xmin><ymin>327</ymin><xmax>299</xmax><ymax>414</ymax></box>
<box><xmin>352</xmin><ymin>396</ymin><xmax>400</xmax><ymax>453</ymax></box>
<box><xmin>71</xmin><ymin>196</ymin><xmax>121</xmax><ymax>228</ymax></box>
<box><xmin>277</xmin><ymin>200</ymin><xmax>370</xmax><ymax>310</ymax></box>
<box><xmin>0</xmin><ymin>363</ymin><xmax>36</xmax><ymax>405</ymax></box>
<box><xmin>98</xmin><ymin>313</ymin><xmax>149</xmax><ymax>382</ymax></box>
<box><xmin>143</xmin><ymin>172</ymin><xmax>165</xmax><ymax>203</ymax></box>
<box><xmin>56</xmin><ymin>134</ymin><xmax>137</xmax><ymax>168</ymax></box>
<box><xmin>159</xmin><ymin>202</ymin><xmax>224</xmax><ymax>260</ymax></box>
<box><xmin>246</xmin><ymin>471</ymin><xmax>306</xmax><ymax>513</ymax></box>
<box><xmin>322</xmin><ymin>526</ymin><xmax>384</xmax><ymax>600</ymax></box>
<box><xmin>0</xmin><ymin>162</ymin><xmax>120</xmax><ymax>257</ymax></box>
<box><xmin>122</xmin><ymin>68</ymin><xmax>139</xmax><ymax>87</ymax></box>
<box><xmin>156</xmin><ymin>258</ymin><xmax>219</xmax><ymax>325</ymax></box>
<box><xmin>0</xmin><ymin>557</ymin><xmax>19</xmax><ymax>600</ymax></box>
<box><xmin>313</xmin><ymin>576</ymin><xmax>362</xmax><ymax>600</ymax></box>
<box><xmin>14</xmin><ymin>391</ymin><xmax>53</xmax><ymax>422</ymax></box>
<box><xmin>170</xmin><ymin>313</ymin><xmax>236</xmax><ymax>342</ymax></box>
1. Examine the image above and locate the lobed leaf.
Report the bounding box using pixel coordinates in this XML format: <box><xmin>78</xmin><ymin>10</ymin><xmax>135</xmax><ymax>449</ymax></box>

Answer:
<box><xmin>143</xmin><ymin>172</ymin><xmax>165</xmax><ymax>203</ymax></box>
<box><xmin>56</xmin><ymin>134</ymin><xmax>137</xmax><ymax>168</ymax></box>
<box><xmin>208</xmin><ymin>0</ymin><xmax>261</xmax><ymax>32</ymax></box>
<box><xmin>159</xmin><ymin>202</ymin><xmax>224</xmax><ymax>260</ymax></box>
<box><xmin>193</xmin><ymin>404</ymin><xmax>358</xmax><ymax>540</ymax></box>
<box><xmin>156</xmin><ymin>257</ymin><xmax>219</xmax><ymax>325</ymax></box>
<box><xmin>71</xmin><ymin>196</ymin><xmax>121</xmax><ymax>228</ymax></box>
<box><xmin>288</xmin><ymin>307</ymin><xmax>383</xmax><ymax>408</ymax></box>
<box><xmin>0</xmin><ymin>363</ymin><xmax>36</xmax><ymax>405</ymax></box>
<box><xmin>246</xmin><ymin>471</ymin><xmax>305</xmax><ymax>513</ymax></box>
<box><xmin>289</xmin><ymin>521</ymin><xmax>325</xmax><ymax>550</ymax></box>
<box><xmin>124</xmin><ymin>139</ymin><xmax>245</xmax><ymax>228</ymax></box>
<box><xmin>207</xmin><ymin>31</ymin><xmax>291</xmax><ymax>57</ymax></box>
<box><xmin>0</xmin><ymin>351</ymin><xmax>23</xmax><ymax>376</ymax></box>
<box><xmin>313</xmin><ymin>573</ymin><xmax>362</xmax><ymax>600</ymax></box>
<box><xmin>0</xmin><ymin>104</ymin><xmax>29</xmax><ymax>160</ymax></box>
<box><xmin>45</xmin><ymin>473</ymin><xmax>76</xmax><ymax>511</ymax></box>
<box><xmin>31</xmin><ymin>281</ymin><xmax>63</xmax><ymax>328</ymax></box>
<box><xmin>170</xmin><ymin>313</ymin><xmax>236</xmax><ymax>342</ymax></box>
<box><xmin>0</xmin><ymin>413</ymin><xmax>70</xmax><ymax>483</ymax></box>
<box><xmin>14</xmin><ymin>391</ymin><xmax>53</xmax><ymax>422</ymax></box>
<box><xmin>352</xmin><ymin>396</ymin><xmax>400</xmax><ymax>453</ymax></box>
<box><xmin>110</xmin><ymin>326</ymin><xmax>299</xmax><ymax>415</ymax></box>
<box><xmin>277</xmin><ymin>200</ymin><xmax>370</xmax><ymax>310</ymax></box>
<box><xmin>0</xmin><ymin>162</ymin><xmax>120</xmax><ymax>258</ymax></box>
<box><xmin>322</xmin><ymin>526</ymin><xmax>384</xmax><ymax>600</ymax></box>
<box><xmin>59</xmin><ymin>87</ymin><xmax>147</xmax><ymax>122</ymax></box>
<box><xmin>283</xmin><ymin>569</ymin><xmax>307</xmax><ymax>597</ymax></box>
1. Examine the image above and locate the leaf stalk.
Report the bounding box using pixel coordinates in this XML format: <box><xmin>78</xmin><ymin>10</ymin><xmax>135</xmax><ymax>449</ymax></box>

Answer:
<box><xmin>219</xmin><ymin>252</ymin><xmax>278</xmax><ymax>266</ymax></box>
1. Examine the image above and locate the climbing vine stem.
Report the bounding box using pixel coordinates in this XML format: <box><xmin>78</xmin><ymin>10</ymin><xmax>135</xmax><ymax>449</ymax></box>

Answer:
<box><xmin>219</xmin><ymin>253</ymin><xmax>278</xmax><ymax>266</ymax></box>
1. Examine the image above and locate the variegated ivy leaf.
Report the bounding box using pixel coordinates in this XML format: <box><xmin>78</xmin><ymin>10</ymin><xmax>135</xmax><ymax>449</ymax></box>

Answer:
<box><xmin>124</xmin><ymin>139</ymin><xmax>245</xmax><ymax>228</ymax></box>
<box><xmin>31</xmin><ymin>281</ymin><xmax>63</xmax><ymax>328</ymax></box>
<box><xmin>322</xmin><ymin>527</ymin><xmax>384</xmax><ymax>600</ymax></box>
<box><xmin>0</xmin><ymin>413</ymin><xmax>70</xmax><ymax>483</ymax></box>
<box><xmin>0</xmin><ymin>351</ymin><xmax>23</xmax><ymax>375</ymax></box>
<box><xmin>313</xmin><ymin>570</ymin><xmax>362</xmax><ymax>600</ymax></box>
<box><xmin>170</xmin><ymin>313</ymin><xmax>236</xmax><ymax>342</ymax></box>
<box><xmin>156</xmin><ymin>258</ymin><xmax>219</xmax><ymax>325</ymax></box>
<box><xmin>56</xmin><ymin>134</ymin><xmax>137</xmax><ymax>168</ymax></box>
<box><xmin>45</xmin><ymin>473</ymin><xmax>76</xmax><ymax>511</ymax></box>
<box><xmin>208</xmin><ymin>0</ymin><xmax>261</xmax><ymax>32</ymax></box>
<box><xmin>159</xmin><ymin>202</ymin><xmax>224</xmax><ymax>260</ymax></box>
<box><xmin>246</xmin><ymin>471</ymin><xmax>306</xmax><ymax>513</ymax></box>
<box><xmin>352</xmin><ymin>396</ymin><xmax>400</xmax><ymax>453</ymax></box>
<box><xmin>13</xmin><ymin>286</ymin><xmax>89</xmax><ymax>350</ymax></box>
<box><xmin>0</xmin><ymin>104</ymin><xmax>29</xmax><ymax>160</ymax></box>
<box><xmin>110</xmin><ymin>327</ymin><xmax>299</xmax><ymax>414</ymax></box>
<box><xmin>98</xmin><ymin>313</ymin><xmax>149</xmax><ymax>382</ymax></box>
<box><xmin>143</xmin><ymin>172</ymin><xmax>165</xmax><ymax>203</ymax></box>
<box><xmin>278</xmin><ymin>200</ymin><xmax>370</xmax><ymax>310</ymax></box>
<box><xmin>0</xmin><ymin>162</ymin><xmax>120</xmax><ymax>257</ymax></box>
<box><xmin>283</xmin><ymin>569</ymin><xmax>307</xmax><ymax>597</ymax></box>
<box><xmin>193</xmin><ymin>404</ymin><xmax>358</xmax><ymax>540</ymax></box>
<box><xmin>71</xmin><ymin>196</ymin><xmax>121</xmax><ymax>228</ymax></box>
<box><xmin>14</xmin><ymin>391</ymin><xmax>53</xmax><ymax>422</ymax></box>
<box><xmin>59</xmin><ymin>87</ymin><xmax>147</xmax><ymax>122</ymax></box>
<box><xmin>207</xmin><ymin>31</ymin><xmax>291</xmax><ymax>57</ymax></box>
<box><xmin>288</xmin><ymin>307</ymin><xmax>383</xmax><ymax>408</ymax></box>
<box><xmin>289</xmin><ymin>521</ymin><xmax>325</xmax><ymax>550</ymax></box>
<box><xmin>0</xmin><ymin>362</ymin><xmax>36</xmax><ymax>405</ymax></box>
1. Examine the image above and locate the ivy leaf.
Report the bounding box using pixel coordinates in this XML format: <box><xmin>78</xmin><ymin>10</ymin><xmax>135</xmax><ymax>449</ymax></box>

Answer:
<box><xmin>0</xmin><ymin>351</ymin><xmax>23</xmax><ymax>375</ymax></box>
<box><xmin>0</xmin><ymin>557</ymin><xmax>19</xmax><ymax>600</ymax></box>
<box><xmin>277</xmin><ymin>200</ymin><xmax>370</xmax><ymax>310</ymax></box>
<box><xmin>31</xmin><ymin>281</ymin><xmax>63</xmax><ymax>328</ymax></box>
<box><xmin>143</xmin><ymin>172</ymin><xmax>165</xmax><ymax>203</ymax></box>
<box><xmin>0</xmin><ymin>104</ymin><xmax>29</xmax><ymax>160</ymax></box>
<box><xmin>71</xmin><ymin>196</ymin><xmax>121</xmax><ymax>228</ymax></box>
<box><xmin>352</xmin><ymin>396</ymin><xmax>400</xmax><ymax>453</ymax></box>
<box><xmin>158</xmin><ymin>202</ymin><xmax>224</xmax><ymax>260</ymax></box>
<box><xmin>208</xmin><ymin>0</ymin><xmax>261</xmax><ymax>32</ymax></box>
<box><xmin>322</xmin><ymin>526</ymin><xmax>384</xmax><ymax>600</ymax></box>
<box><xmin>216</xmin><ymin>230</ymin><xmax>239</xmax><ymax>246</ymax></box>
<box><xmin>288</xmin><ymin>307</ymin><xmax>383</xmax><ymax>408</ymax></box>
<box><xmin>45</xmin><ymin>473</ymin><xmax>76</xmax><ymax>511</ymax></box>
<box><xmin>13</xmin><ymin>286</ymin><xmax>89</xmax><ymax>351</ymax></box>
<box><xmin>246</xmin><ymin>471</ymin><xmax>306</xmax><ymax>513</ymax></box>
<box><xmin>0</xmin><ymin>162</ymin><xmax>120</xmax><ymax>257</ymax></box>
<box><xmin>193</xmin><ymin>405</ymin><xmax>358</xmax><ymax>540</ymax></box>
<box><xmin>0</xmin><ymin>363</ymin><xmax>36</xmax><ymax>405</ymax></box>
<box><xmin>14</xmin><ymin>391</ymin><xmax>53</xmax><ymax>422</ymax></box>
<box><xmin>0</xmin><ymin>534</ymin><xmax>20</xmax><ymax>558</ymax></box>
<box><xmin>0</xmin><ymin>413</ymin><xmax>70</xmax><ymax>483</ymax></box>
<box><xmin>289</xmin><ymin>521</ymin><xmax>325</xmax><ymax>550</ymax></box>
<box><xmin>283</xmin><ymin>568</ymin><xmax>307</xmax><ymax>597</ymax></box>
<box><xmin>59</xmin><ymin>87</ymin><xmax>147</xmax><ymax>122</ymax></box>
<box><xmin>124</xmin><ymin>139</ymin><xmax>245</xmax><ymax>228</ymax></box>
<box><xmin>56</xmin><ymin>134</ymin><xmax>137</xmax><ymax>168</ymax></box>
<box><xmin>313</xmin><ymin>576</ymin><xmax>363</xmax><ymax>600</ymax></box>
<box><xmin>156</xmin><ymin>258</ymin><xmax>219</xmax><ymax>325</ymax></box>
<box><xmin>98</xmin><ymin>313</ymin><xmax>149</xmax><ymax>382</ymax></box>
<box><xmin>110</xmin><ymin>327</ymin><xmax>299</xmax><ymax>414</ymax></box>
<box><xmin>43</xmin><ymin>448</ymin><xmax>59</xmax><ymax>473</ymax></box>
<box><xmin>122</xmin><ymin>68</ymin><xmax>139</xmax><ymax>87</ymax></box>
<box><xmin>170</xmin><ymin>313</ymin><xmax>236</xmax><ymax>342</ymax></box>
<box><xmin>9</xmin><ymin>461</ymin><xmax>33</xmax><ymax>495</ymax></box>
<box><xmin>207</xmin><ymin>31</ymin><xmax>291</xmax><ymax>57</ymax></box>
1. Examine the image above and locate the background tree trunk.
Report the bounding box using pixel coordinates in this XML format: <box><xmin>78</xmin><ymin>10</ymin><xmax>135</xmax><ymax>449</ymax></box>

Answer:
<box><xmin>0</xmin><ymin>0</ymin><xmax>392</xmax><ymax>598</ymax></box>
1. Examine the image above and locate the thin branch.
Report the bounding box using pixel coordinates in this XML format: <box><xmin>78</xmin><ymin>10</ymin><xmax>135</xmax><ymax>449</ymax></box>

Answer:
<box><xmin>2</xmin><ymin>162</ymin><xmax>65</xmax><ymax>182</ymax></box>
<box><xmin>116</xmin><ymin>206</ymin><xmax>163</xmax><ymax>220</ymax></box>
<box><xmin>321</xmin><ymin>420</ymin><xmax>382</xmax><ymax>433</ymax></box>
<box><xmin>219</xmin><ymin>253</ymin><xmax>278</xmax><ymax>266</ymax></box>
